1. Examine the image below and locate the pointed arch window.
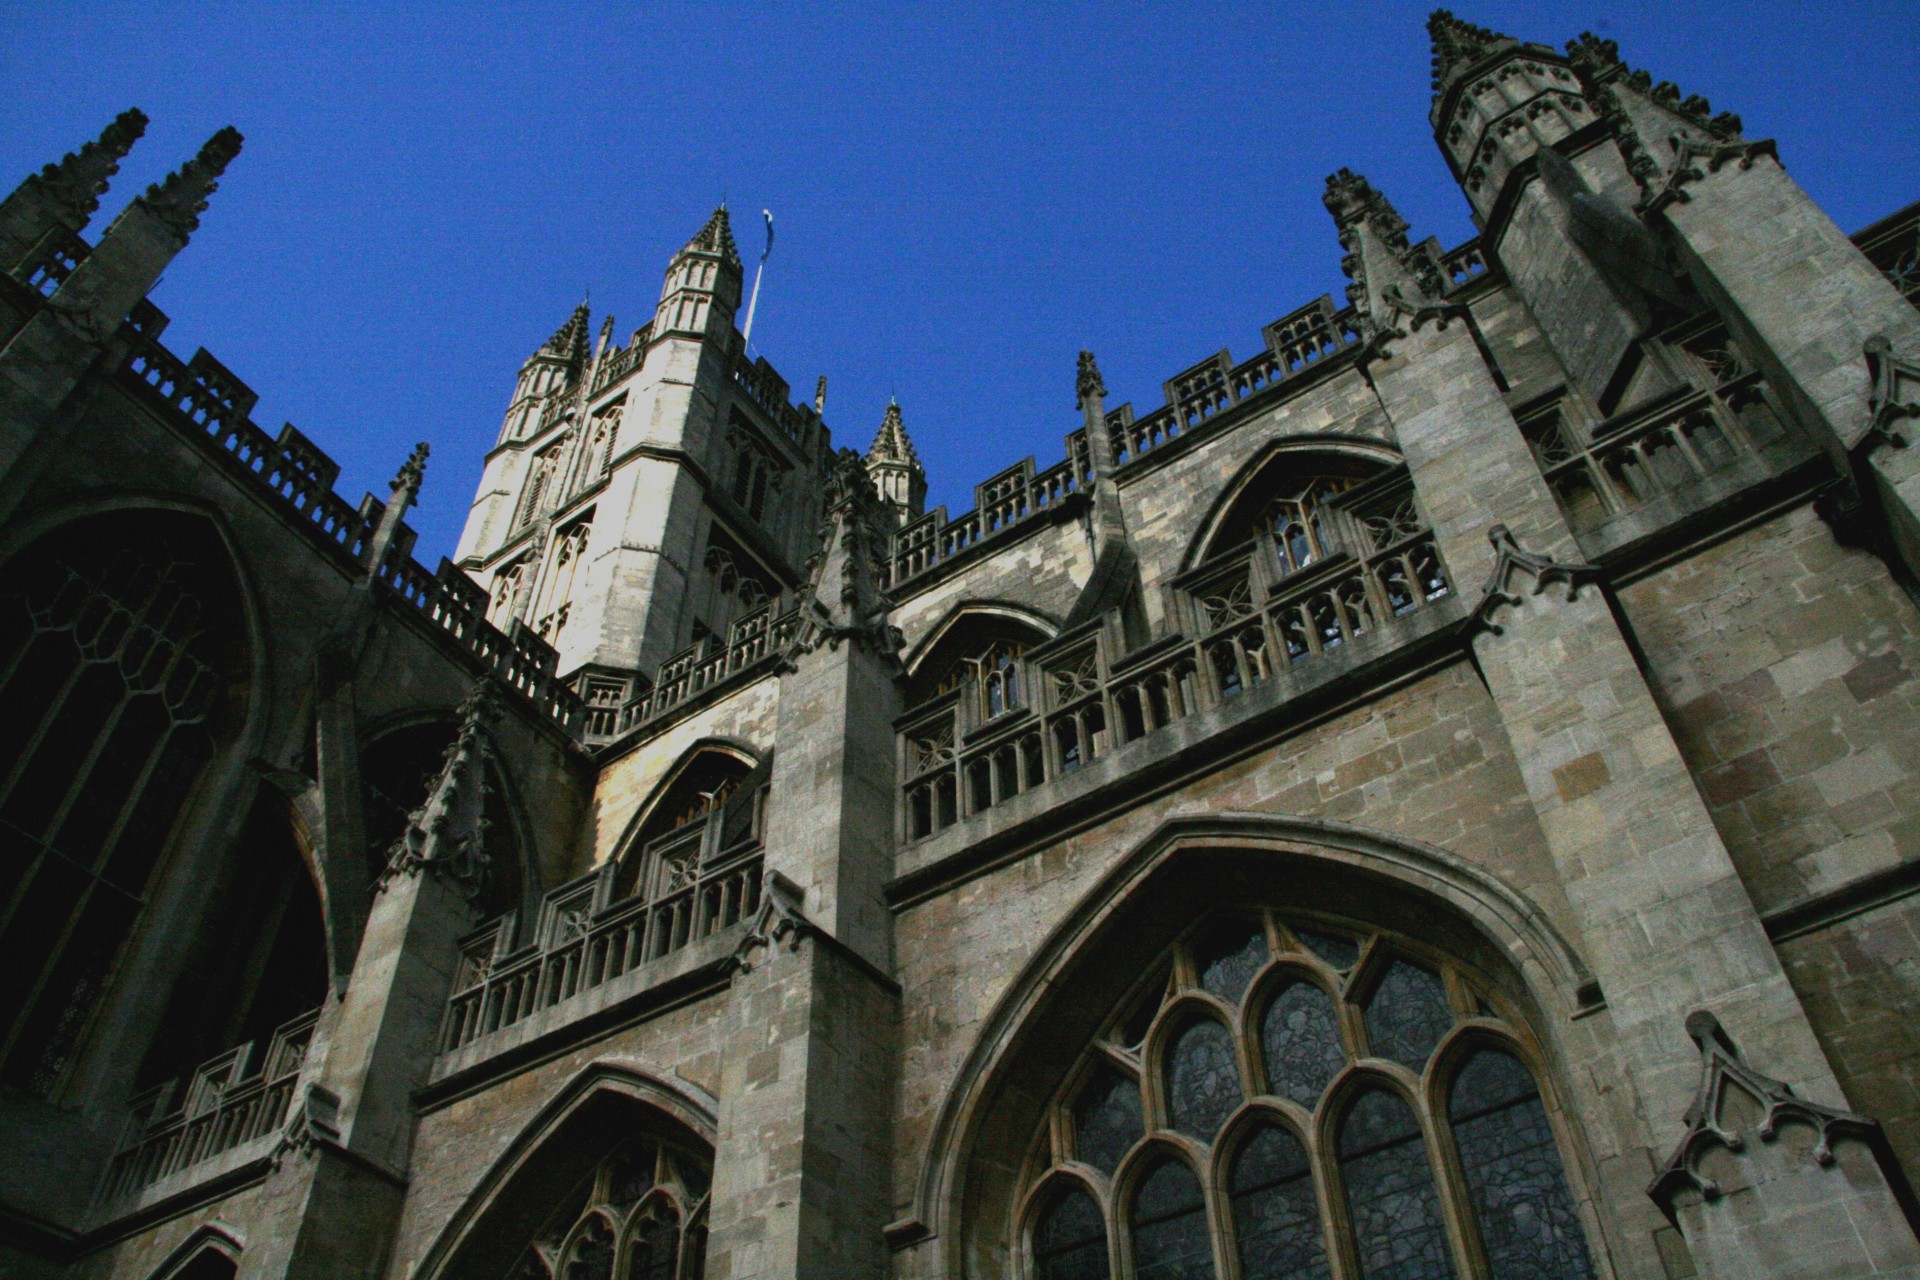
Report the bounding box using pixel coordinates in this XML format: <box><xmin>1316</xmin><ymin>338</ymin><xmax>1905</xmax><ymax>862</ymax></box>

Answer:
<box><xmin>1018</xmin><ymin>912</ymin><xmax>1597</xmax><ymax>1280</ymax></box>
<box><xmin>517</xmin><ymin>444</ymin><xmax>565</xmax><ymax>531</ymax></box>
<box><xmin>505</xmin><ymin>1137</ymin><xmax>711</xmax><ymax>1280</ymax></box>
<box><xmin>0</xmin><ymin>518</ymin><xmax>246</xmax><ymax>1095</ymax></box>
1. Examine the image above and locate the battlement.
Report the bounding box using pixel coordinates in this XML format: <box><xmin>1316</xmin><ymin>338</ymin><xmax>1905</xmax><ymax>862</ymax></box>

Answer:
<box><xmin>880</xmin><ymin>238</ymin><xmax>1489</xmax><ymax>595</ymax></box>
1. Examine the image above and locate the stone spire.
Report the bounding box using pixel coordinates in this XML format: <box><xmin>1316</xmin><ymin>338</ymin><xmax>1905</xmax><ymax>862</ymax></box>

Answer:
<box><xmin>0</xmin><ymin>107</ymin><xmax>148</xmax><ymax>266</ymax></box>
<box><xmin>380</xmin><ymin>680</ymin><xmax>499</xmax><ymax>902</ymax></box>
<box><xmin>537</xmin><ymin>302</ymin><xmax>592</xmax><ymax>368</ymax></box>
<box><xmin>795</xmin><ymin>449</ymin><xmax>897</xmax><ymax>656</ymax></box>
<box><xmin>865</xmin><ymin>400</ymin><xmax>926</xmax><ymax>529</ymax></box>
<box><xmin>130</xmin><ymin>126</ymin><xmax>244</xmax><ymax>246</ymax></box>
<box><xmin>683</xmin><ymin>204</ymin><xmax>741</xmax><ymax>269</ymax></box>
<box><xmin>1427</xmin><ymin>9</ymin><xmax>1516</xmax><ymax>98</ymax></box>
<box><xmin>1323</xmin><ymin>168</ymin><xmax>1450</xmax><ymax>345</ymax></box>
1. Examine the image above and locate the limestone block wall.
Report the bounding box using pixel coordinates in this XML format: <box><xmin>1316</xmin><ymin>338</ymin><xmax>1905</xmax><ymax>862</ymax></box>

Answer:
<box><xmin>887</xmin><ymin>659</ymin><xmax>1670</xmax><ymax>1274</ymax></box>
<box><xmin>888</xmin><ymin>517</ymin><xmax>1093</xmax><ymax>657</ymax></box>
<box><xmin>589</xmin><ymin>677</ymin><xmax>782</xmax><ymax>868</ymax></box>
<box><xmin>1620</xmin><ymin>503</ymin><xmax>1920</xmax><ymax>910</ymax></box>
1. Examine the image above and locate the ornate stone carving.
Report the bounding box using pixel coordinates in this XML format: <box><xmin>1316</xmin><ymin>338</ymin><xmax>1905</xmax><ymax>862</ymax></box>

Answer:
<box><xmin>379</xmin><ymin>680</ymin><xmax>499</xmax><ymax>902</ymax></box>
<box><xmin>1648</xmin><ymin>1010</ymin><xmax>1885</xmax><ymax>1208</ymax></box>
<box><xmin>787</xmin><ymin>449</ymin><xmax>903</xmax><ymax>664</ymax></box>
<box><xmin>391</xmin><ymin>441</ymin><xmax>430</xmax><ymax>511</ymax></box>
<box><xmin>1323</xmin><ymin>168</ymin><xmax>1462</xmax><ymax>353</ymax></box>
<box><xmin>1864</xmin><ymin>333</ymin><xmax>1920</xmax><ymax>450</ymax></box>
<box><xmin>1426</xmin><ymin>10</ymin><xmax>1517</xmax><ymax>100</ymax></box>
<box><xmin>1567</xmin><ymin>33</ymin><xmax>1774</xmax><ymax>217</ymax></box>
<box><xmin>1075</xmin><ymin>349</ymin><xmax>1107</xmax><ymax>406</ymax></box>
<box><xmin>728</xmin><ymin>869</ymin><xmax>812</xmax><ymax>973</ymax></box>
<box><xmin>1470</xmin><ymin>523</ymin><xmax>1604</xmax><ymax>635</ymax></box>
<box><xmin>139</xmin><ymin>126</ymin><xmax>244</xmax><ymax>242</ymax></box>
<box><xmin>271</xmin><ymin>1084</ymin><xmax>342</xmax><ymax>1167</ymax></box>
<box><xmin>22</xmin><ymin>106</ymin><xmax>148</xmax><ymax>229</ymax></box>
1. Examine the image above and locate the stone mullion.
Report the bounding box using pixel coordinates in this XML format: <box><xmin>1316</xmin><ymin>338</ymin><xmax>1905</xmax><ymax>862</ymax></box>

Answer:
<box><xmin>1368</xmin><ymin>315</ymin><xmax>1857</xmax><ymax>1278</ymax></box>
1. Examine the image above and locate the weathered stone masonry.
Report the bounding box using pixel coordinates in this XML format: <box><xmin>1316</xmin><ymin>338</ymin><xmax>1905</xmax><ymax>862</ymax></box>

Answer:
<box><xmin>1</xmin><ymin>11</ymin><xmax>1919</xmax><ymax>1280</ymax></box>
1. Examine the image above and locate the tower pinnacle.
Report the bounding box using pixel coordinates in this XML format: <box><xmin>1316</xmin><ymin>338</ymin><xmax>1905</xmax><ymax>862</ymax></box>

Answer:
<box><xmin>1427</xmin><ymin>10</ymin><xmax>1517</xmax><ymax>99</ymax></box>
<box><xmin>537</xmin><ymin>303</ymin><xmax>592</xmax><ymax>368</ymax></box>
<box><xmin>135</xmin><ymin>126</ymin><xmax>243</xmax><ymax>245</ymax></box>
<box><xmin>865</xmin><ymin>400</ymin><xmax>926</xmax><ymax>528</ymax></box>
<box><xmin>683</xmin><ymin>205</ymin><xmax>741</xmax><ymax>269</ymax></box>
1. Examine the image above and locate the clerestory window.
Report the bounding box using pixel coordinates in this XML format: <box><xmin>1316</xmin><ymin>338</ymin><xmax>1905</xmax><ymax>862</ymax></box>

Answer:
<box><xmin>1021</xmin><ymin>913</ymin><xmax>1596</xmax><ymax>1280</ymax></box>
<box><xmin>507</xmin><ymin>1137</ymin><xmax>710</xmax><ymax>1280</ymax></box>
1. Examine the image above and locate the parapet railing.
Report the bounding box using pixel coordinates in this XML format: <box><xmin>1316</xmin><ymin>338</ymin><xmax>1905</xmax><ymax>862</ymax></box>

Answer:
<box><xmin>899</xmin><ymin>470</ymin><xmax>1452</xmax><ymax>841</ymax></box>
<box><xmin>731</xmin><ymin>348</ymin><xmax>826</xmax><ymax>451</ymax></box>
<box><xmin>13</xmin><ymin>225</ymin><xmax>92</xmax><ymax>297</ymax></box>
<box><xmin>440</xmin><ymin>815</ymin><xmax>763</xmax><ymax>1055</ymax></box>
<box><xmin>117</xmin><ymin>314</ymin><xmax>585</xmax><ymax>731</ymax></box>
<box><xmin>584</xmin><ymin>602</ymin><xmax>802</xmax><ymax>743</ymax></box>
<box><xmin>1521</xmin><ymin>318</ymin><xmax>1801</xmax><ymax>536</ymax></box>
<box><xmin>884</xmin><ymin>441</ymin><xmax>1093</xmax><ymax>586</ymax></box>
<box><xmin>98</xmin><ymin>1009</ymin><xmax>318</xmax><ymax>1204</ymax></box>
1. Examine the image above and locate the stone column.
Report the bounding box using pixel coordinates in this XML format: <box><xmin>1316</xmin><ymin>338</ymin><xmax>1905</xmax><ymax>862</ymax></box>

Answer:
<box><xmin>1325</xmin><ymin>169</ymin><xmax>1920</xmax><ymax>1277</ymax></box>
<box><xmin>244</xmin><ymin>684</ymin><xmax>496</xmax><ymax>1279</ymax></box>
<box><xmin>704</xmin><ymin>895</ymin><xmax>896</xmax><ymax>1280</ymax></box>
<box><xmin>703</xmin><ymin>451</ymin><xmax>901</xmax><ymax>1279</ymax></box>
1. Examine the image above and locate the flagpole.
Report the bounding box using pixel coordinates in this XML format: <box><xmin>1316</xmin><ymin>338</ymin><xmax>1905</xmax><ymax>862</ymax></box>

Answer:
<box><xmin>741</xmin><ymin>209</ymin><xmax>774</xmax><ymax>351</ymax></box>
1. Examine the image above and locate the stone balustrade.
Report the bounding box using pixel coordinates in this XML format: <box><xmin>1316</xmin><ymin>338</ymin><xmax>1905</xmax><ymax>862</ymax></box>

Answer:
<box><xmin>97</xmin><ymin>1009</ymin><xmax>317</xmax><ymax>1205</ymax></box>
<box><xmin>899</xmin><ymin>470</ymin><xmax>1452</xmax><ymax>841</ymax></box>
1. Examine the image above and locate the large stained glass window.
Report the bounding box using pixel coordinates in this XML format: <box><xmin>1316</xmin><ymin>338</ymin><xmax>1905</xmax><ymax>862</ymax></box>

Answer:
<box><xmin>1339</xmin><ymin>1091</ymin><xmax>1452</xmax><ymax>1280</ymax></box>
<box><xmin>1450</xmin><ymin>1051</ymin><xmax>1595</xmax><ymax>1280</ymax></box>
<box><xmin>1130</xmin><ymin>1162</ymin><xmax>1213</xmax><ymax>1280</ymax></box>
<box><xmin>1035</xmin><ymin>1187</ymin><xmax>1110</xmax><ymax>1280</ymax></box>
<box><xmin>1024</xmin><ymin>911</ymin><xmax>1596</xmax><ymax>1280</ymax></box>
<box><xmin>1230</xmin><ymin>1125</ymin><xmax>1328</xmax><ymax>1280</ymax></box>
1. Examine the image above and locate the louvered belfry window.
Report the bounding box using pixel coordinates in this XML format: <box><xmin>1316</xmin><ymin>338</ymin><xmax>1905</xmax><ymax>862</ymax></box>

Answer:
<box><xmin>1020</xmin><ymin>913</ymin><xmax>1596</xmax><ymax>1280</ymax></box>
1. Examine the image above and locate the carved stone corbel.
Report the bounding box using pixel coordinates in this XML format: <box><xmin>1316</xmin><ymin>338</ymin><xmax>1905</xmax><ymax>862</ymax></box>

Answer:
<box><xmin>1647</xmin><ymin>1011</ymin><xmax>1895</xmax><ymax>1212</ymax></box>
<box><xmin>728</xmin><ymin>869</ymin><xmax>813</xmax><ymax>974</ymax></box>
<box><xmin>270</xmin><ymin>1084</ymin><xmax>342</xmax><ymax>1168</ymax></box>
<box><xmin>1469</xmin><ymin>523</ymin><xmax>1604</xmax><ymax>636</ymax></box>
<box><xmin>1865</xmin><ymin>333</ymin><xmax>1920</xmax><ymax>451</ymax></box>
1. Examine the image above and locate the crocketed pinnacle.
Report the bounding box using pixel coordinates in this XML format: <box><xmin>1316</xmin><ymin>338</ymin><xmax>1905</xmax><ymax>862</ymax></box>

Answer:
<box><xmin>538</xmin><ymin>303</ymin><xmax>592</xmax><ymax>366</ymax></box>
<box><xmin>867</xmin><ymin>399</ymin><xmax>921</xmax><ymax>467</ymax></box>
<box><xmin>28</xmin><ymin>107</ymin><xmax>148</xmax><ymax>229</ymax></box>
<box><xmin>1076</xmin><ymin>350</ymin><xmax>1106</xmax><ymax>406</ymax></box>
<box><xmin>682</xmin><ymin>205</ymin><xmax>741</xmax><ymax>268</ymax></box>
<box><xmin>1428</xmin><ymin>9</ymin><xmax>1518</xmax><ymax>97</ymax></box>
<box><xmin>1323</xmin><ymin>168</ymin><xmax>1410</xmax><ymax>252</ymax></box>
<box><xmin>139</xmin><ymin>126</ymin><xmax>243</xmax><ymax>241</ymax></box>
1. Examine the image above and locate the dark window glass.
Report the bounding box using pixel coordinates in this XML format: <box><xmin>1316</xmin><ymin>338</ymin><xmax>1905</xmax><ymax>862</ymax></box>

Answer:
<box><xmin>629</xmin><ymin>1202</ymin><xmax>681</xmax><ymax>1280</ymax></box>
<box><xmin>563</xmin><ymin>1215</ymin><xmax>615</xmax><ymax>1280</ymax></box>
<box><xmin>1131</xmin><ymin>1161</ymin><xmax>1215</xmax><ymax>1280</ymax></box>
<box><xmin>1449</xmin><ymin>1051</ymin><xmax>1595</xmax><ymax>1280</ymax></box>
<box><xmin>1197</xmin><ymin>920</ymin><xmax>1268</xmax><ymax>1004</ymax></box>
<box><xmin>1035</xmin><ymin>1187</ymin><xmax>1109</xmax><ymax>1280</ymax></box>
<box><xmin>1230</xmin><ymin>1126</ymin><xmax>1330</xmax><ymax>1280</ymax></box>
<box><xmin>1260</xmin><ymin>982</ymin><xmax>1346</xmax><ymax>1108</ymax></box>
<box><xmin>1167</xmin><ymin>1019</ymin><xmax>1242</xmax><ymax>1141</ymax></box>
<box><xmin>1074</xmin><ymin>1066</ymin><xmax>1145</xmax><ymax>1175</ymax></box>
<box><xmin>1338</xmin><ymin>1091</ymin><xmax>1454</xmax><ymax>1280</ymax></box>
<box><xmin>1363</xmin><ymin>959</ymin><xmax>1453</xmax><ymax>1071</ymax></box>
<box><xmin>1291</xmin><ymin>928</ymin><xmax>1359</xmax><ymax>971</ymax></box>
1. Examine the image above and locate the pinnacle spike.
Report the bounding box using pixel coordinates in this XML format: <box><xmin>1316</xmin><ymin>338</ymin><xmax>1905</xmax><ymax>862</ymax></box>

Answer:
<box><xmin>17</xmin><ymin>107</ymin><xmax>149</xmax><ymax>232</ymax></box>
<box><xmin>1427</xmin><ymin>9</ymin><xmax>1518</xmax><ymax>98</ymax></box>
<box><xmin>139</xmin><ymin>126</ymin><xmax>244</xmax><ymax>242</ymax></box>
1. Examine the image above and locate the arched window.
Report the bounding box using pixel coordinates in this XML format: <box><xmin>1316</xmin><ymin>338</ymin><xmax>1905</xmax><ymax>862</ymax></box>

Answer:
<box><xmin>505</xmin><ymin>1137</ymin><xmax>711</xmax><ymax>1280</ymax></box>
<box><xmin>612</xmin><ymin>750</ymin><xmax>760</xmax><ymax>903</ymax></box>
<box><xmin>1020</xmin><ymin>912</ymin><xmax>1596</xmax><ymax>1280</ymax></box>
<box><xmin>517</xmin><ymin>445</ymin><xmax>564</xmax><ymax>530</ymax></box>
<box><xmin>1199</xmin><ymin>456</ymin><xmax>1375</xmax><ymax>572</ymax></box>
<box><xmin>534</xmin><ymin>519</ymin><xmax>593</xmax><ymax>642</ymax></box>
<box><xmin>0</xmin><ymin>514</ymin><xmax>246</xmax><ymax>1095</ymax></box>
<box><xmin>487</xmin><ymin>559</ymin><xmax>527</xmax><ymax>629</ymax></box>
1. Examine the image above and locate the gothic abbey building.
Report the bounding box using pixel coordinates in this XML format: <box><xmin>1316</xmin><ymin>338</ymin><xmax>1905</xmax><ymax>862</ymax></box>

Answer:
<box><xmin>1</xmin><ymin>12</ymin><xmax>1918</xmax><ymax>1280</ymax></box>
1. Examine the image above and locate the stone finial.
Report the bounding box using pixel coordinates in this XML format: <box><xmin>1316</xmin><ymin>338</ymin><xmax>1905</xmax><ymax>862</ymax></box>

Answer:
<box><xmin>792</xmin><ymin>448</ymin><xmax>900</xmax><ymax>659</ymax></box>
<box><xmin>138</xmin><ymin>126</ymin><xmax>244</xmax><ymax>243</ymax></box>
<box><xmin>1322</xmin><ymin>168</ymin><xmax>1411</xmax><ymax>253</ymax></box>
<box><xmin>390</xmin><ymin>441</ymin><xmax>429</xmax><ymax>510</ymax></box>
<box><xmin>1076</xmin><ymin>350</ymin><xmax>1106</xmax><ymax>407</ymax></box>
<box><xmin>814</xmin><ymin>375</ymin><xmax>828</xmax><ymax>415</ymax></box>
<box><xmin>14</xmin><ymin>107</ymin><xmax>149</xmax><ymax>232</ymax></box>
<box><xmin>536</xmin><ymin>302</ymin><xmax>592</xmax><ymax>366</ymax></box>
<box><xmin>681</xmin><ymin>205</ymin><xmax>741</xmax><ymax>268</ymax></box>
<box><xmin>1323</xmin><ymin>169</ymin><xmax>1452</xmax><ymax>343</ymax></box>
<box><xmin>867</xmin><ymin>399</ymin><xmax>920</xmax><ymax>466</ymax></box>
<box><xmin>594</xmin><ymin>313</ymin><xmax>616</xmax><ymax>357</ymax></box>
<box><xmin>380</xmin><ymin>679</ymin><xmax>500</xmax><ymax>903</ymax></box>
<box><xmin>1427</xmin><ymin>9</ymin><xmax>1517</xmax><ymax>97</ymax></box>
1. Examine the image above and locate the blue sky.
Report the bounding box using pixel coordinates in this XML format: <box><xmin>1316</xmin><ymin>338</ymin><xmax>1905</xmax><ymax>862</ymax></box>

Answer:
<box><xmin>4</xmin><ymin>2</ymin><xmax>1917</xmax><ymax>563</ymax></box>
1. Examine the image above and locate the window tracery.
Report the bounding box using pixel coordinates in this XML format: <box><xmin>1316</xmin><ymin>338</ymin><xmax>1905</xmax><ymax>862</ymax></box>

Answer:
<box><xmin>935</xmin><ymin>638</ymin><xmax>1028</xmax><ymax>720</ymax></box>
<box><xmin>1021</xmin><ymin>911</ymin><xmax>1596</xmax><ymax>1280</ymax></box>
<box><xmin>0</xmin><ymin>524</ymin><xmax>244</xmax><ymax>1095</ymax></box>
<box><xmin>509</xmin><ymin>1138</ymin><xmax>710</xmax><ymax>1280</ymax></box>
<box><xmin>517</xmin><ymin>445</ymin><xmax>565</xmax><ymax>530</ymax></box>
